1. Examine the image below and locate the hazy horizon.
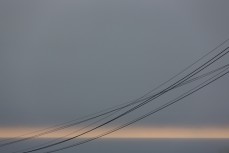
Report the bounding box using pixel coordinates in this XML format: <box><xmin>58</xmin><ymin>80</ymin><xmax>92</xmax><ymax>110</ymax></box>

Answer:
<box><xmin>1</xmin><ymin>0</ymin><xmax>229</xmax><ymax>153</ymax></box>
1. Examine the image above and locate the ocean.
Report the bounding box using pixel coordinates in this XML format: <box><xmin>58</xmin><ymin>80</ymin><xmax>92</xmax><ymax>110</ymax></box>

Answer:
<box><xmin>1</xmin><ymin>139</ymin><xmax>229</xmax><ymax>153</ymax></box>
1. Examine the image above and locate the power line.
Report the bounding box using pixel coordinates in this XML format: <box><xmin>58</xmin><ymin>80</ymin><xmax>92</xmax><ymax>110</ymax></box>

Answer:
<box><xmin>2</xmin><ymin>39</ymin><xmax>228</xmax><ymax>152</ymax></box>
<box><xmin>2</xmin><ymin>38</ymin><xmax>228</xmax><ymax>147</ymax></box>
<box><xmin>18</xmin><ymin>47</ymin><xmax>229</xmax><ymax>153</ymax></box>
<box><xmin>13</xmin><ymin>63</ymin><xmax>229</xmax><ymax>153</ymax></box>
<box><xmin>10</xmin><ymin>63</ymin><xmax>228</xmax><ymax>153</ymax></box>
<box><xmin>44</xmin><ymin>63</ymin><xmax>229</xmax><ymax>153</ymax></box>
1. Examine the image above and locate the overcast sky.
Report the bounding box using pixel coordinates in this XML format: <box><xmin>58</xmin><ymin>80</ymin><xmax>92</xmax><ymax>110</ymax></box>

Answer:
<box><xmin>0</xmin><ymin>0</ymin><xmax>229</xmax><ymax>128</ymax></box>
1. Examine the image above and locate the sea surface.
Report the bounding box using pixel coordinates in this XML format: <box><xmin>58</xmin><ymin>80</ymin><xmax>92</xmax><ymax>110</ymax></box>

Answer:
<box><xmin>1</xmin><ymin>139</ymin><xmax>229</xmax><ymax>153</ymax></box>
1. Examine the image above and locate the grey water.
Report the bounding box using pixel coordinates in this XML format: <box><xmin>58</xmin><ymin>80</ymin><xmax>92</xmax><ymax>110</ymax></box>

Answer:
<box><xmin>1</xmin><ymin>139</ymin><xmax>229</xmax><ymax>153</ymax></box>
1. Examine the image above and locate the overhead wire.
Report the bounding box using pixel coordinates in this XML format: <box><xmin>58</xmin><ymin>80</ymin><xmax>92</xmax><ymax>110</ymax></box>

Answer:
<box><xmin>10</xmin><ymin>63</ymin><xmax>229</xmax><ymax>153</ymax></box>
<box><xmin>2</xmin><ymin>38</ymin><xmax>228</xmax><ymax>152</ymax></box>
<box><xmin>14</xmin><ymin>63</ymin><xmax>229</xmax><ymax>153</ymax></box>
<box><xmin>43</xmin><ymin>61</ymin><xmax>229</xmax><ymax>153</ymax></box>
<box><xmin>17</xmin><ymin>46</ymin><xmax>229</xmax><ymax>153</ymax></box>
<box><xmin>1</xmin><ymin>38</ymin><xmax>228</xmax><ymax>147</ymax></box>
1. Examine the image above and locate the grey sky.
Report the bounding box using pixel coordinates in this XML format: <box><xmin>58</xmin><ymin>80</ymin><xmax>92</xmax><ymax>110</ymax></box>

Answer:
<box><xmin>0</xmin><ymin>0</ymin><xmax>229</xmax><ymax>128</ymax></box>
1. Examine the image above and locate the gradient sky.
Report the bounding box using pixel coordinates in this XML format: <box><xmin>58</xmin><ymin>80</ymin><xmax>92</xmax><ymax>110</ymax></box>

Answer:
<box><xmin>0</xmin><ymin>0</ymin><xmax>229</xmax><ymax>138</ymax></box>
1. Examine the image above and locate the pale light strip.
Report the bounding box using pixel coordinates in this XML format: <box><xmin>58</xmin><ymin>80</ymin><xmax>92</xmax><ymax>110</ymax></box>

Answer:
<box><xmin>0</xmin><ymin>127</ymin><xmax>229</xmax><ymax>139</ymax></box>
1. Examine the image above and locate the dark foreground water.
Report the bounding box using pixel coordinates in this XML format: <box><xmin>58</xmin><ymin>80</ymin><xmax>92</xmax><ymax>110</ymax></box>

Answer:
<box><xmin>1</xmin><ymin>139</ymin><xmax>229</xmax><ymax>153</ymax></box>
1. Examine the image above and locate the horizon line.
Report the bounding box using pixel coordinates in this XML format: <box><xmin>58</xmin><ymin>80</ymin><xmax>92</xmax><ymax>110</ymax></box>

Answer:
<box><xmin>1</xmin><ymin>127</ymin><xmax>229</xmax><ymax>139</ymax></box>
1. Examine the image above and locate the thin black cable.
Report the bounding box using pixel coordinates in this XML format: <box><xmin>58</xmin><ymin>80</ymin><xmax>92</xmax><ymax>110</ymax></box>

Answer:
<box><xmin>1</xmin><ymin>39</ymin><xmax>228</xmax><ymax>147</ymax></box>
<box><xmin>19</xmin><ymin>47</ymin><xmax>229</xmax><ymax>153</ymax></box>
<box><xmin>23</xmin><ymin>47</ymin><xmax>229</xmax><ymax>153</ymax></box>
<box><xmin>137</xmin><ymin>38</ymin><xmax>229</xmax><ymax>99</ymax></box>
<box><xmin>44</xmin><ymin>65</ymin><xmax>229</xmax><ymax>153</ymax></box>
<box><xmin>179</xmin><ymin>64</ymin><xmax>229</xmax><ymax>86</ymax></box>
<box><xmin>13</xmin><ymin>63</ymin><xmax>229</xmax><ymax>153</ymax></box>
<box><xmin>11</xmin><ymin>63</ymin><xmax>229</xmax><ymax>153</ymax></box>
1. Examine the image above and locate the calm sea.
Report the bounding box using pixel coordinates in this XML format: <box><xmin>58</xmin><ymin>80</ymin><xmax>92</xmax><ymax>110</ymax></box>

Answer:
<box><xmin>1</xmin><ymin>139</ymin><xmax>229</xmax><ymax>153</ymax></box>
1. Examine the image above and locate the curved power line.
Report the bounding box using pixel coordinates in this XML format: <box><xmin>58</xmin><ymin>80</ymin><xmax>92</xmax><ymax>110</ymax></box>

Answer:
<box><xmin>1</xmin><ymin>38</ymin><xmax>228</xmax><ymax>147</ymax></box>
<box><xmin>13</xmin><ymin>63</ymin><xmax>229</xmax><ymax>153</ymax></box>
<box><xmin>2</xmin><ymin>39</ymin><xmax>228</xmax><ymax>148</ymax></box>
<box><xmin>18</xmin><ymin>47</ymin><xmax>229</xmax><ymax>153</ymax></box>
<box><xmin>44</xmin><ymin>64</ymin><xmax>229</xmax><ymax>153</ymax></box>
